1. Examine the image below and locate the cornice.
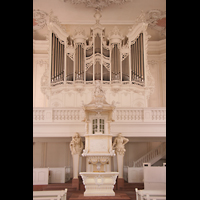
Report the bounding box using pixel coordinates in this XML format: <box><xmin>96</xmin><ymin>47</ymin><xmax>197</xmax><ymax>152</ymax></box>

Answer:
<box><xmin>33</xmin><ymin>53</ymin><xmax>48</xmax><ymax>60</ymax></box>
<box><xmin>148</xmin><ymin>39</ymin><xmax>166</xmax><ymax>55</ymax></box>
<box><xmin>148</xmin><ymin>54</ymin><xmax>166</xmax><ymax>63</ymax></box>
<box><xmin>33</xmin><ymin>40</ymin><xmax>49</xmax><ymax>54</ymax></box>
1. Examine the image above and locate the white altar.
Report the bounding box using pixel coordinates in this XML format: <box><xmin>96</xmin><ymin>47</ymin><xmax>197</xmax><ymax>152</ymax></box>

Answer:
<box><xmin>80</xmin><ymin>172</ymin><xmax>118</xmax><ymax>196</ymax></box>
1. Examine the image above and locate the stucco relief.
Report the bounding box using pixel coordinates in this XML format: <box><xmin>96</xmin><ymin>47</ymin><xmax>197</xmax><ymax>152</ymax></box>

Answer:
<box><xmin>90</xmin><ymin>138</ymin><xmax>108</xmax><ymax>153</ymax></box>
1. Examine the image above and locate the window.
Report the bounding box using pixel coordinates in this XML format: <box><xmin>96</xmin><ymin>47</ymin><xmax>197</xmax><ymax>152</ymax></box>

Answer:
<box><xmin>92</xmin><ymin>119</ymin><xmax>104</xmax><ymax>134</ymax></box>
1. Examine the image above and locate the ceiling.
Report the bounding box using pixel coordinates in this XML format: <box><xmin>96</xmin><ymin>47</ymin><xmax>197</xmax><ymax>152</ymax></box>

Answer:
<box><xmin>33</xmin><ymin>0</ymin><xmax>166</xmax><ymax>41</ymax></box>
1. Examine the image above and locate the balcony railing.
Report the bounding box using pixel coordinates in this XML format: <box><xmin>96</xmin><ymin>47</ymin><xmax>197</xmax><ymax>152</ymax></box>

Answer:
<box><xmin>33</xmin><ymin>107</ymin><xmax>166</xmax><ymax>123</ymax></box>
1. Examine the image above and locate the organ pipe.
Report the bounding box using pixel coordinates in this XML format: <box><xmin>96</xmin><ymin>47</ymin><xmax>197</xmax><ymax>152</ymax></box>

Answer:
<box><xmin>130</xmin><ymin>33</ymin><xmax>144</xmax><ymax>84</ymax></box>
<box><xmin>138</xmin><ymin>37</ymin><xmax>141</xmax><ymax>79</ymax></box>
<box><xmin>51</xmin><ymin>33</ymin><xmax>65</xmax><ymax>84</ymax></box>
<box><xmin>140</xmin><ymin>33</ymin><xmax>144</xmax><ymax>82</ymax></box>
<box><xmin>61</xmin><ymin>44</ymin><xmax>63</xmax><ymax>79</ymax></box>
<box><xmin>58</xmin><ymin>41</ymin><xmax>60</xmax><ymax>79</ymax></box>
<box><xmin>111</xmin><ymin>44</ymin><xmax>120</xmax><ymax>80</ymax></box>
<box><xmin>51</xmin><ymin>33</ymin><xmax>55</xmax><ymax>82</ymax></box>
<box><xmin>134</xmin><ymin>41</ymin><xmax>136</xmax><ymax>79</ymax></box>
<box><xmin>136</xmin><ymin>38</ymin><xmax>138</xmax><ymax>79</ymax></box>
<box><xmin>75</xmin><ymin>44</ymin><xmax>84</xmax><ymax>80</ymax></box>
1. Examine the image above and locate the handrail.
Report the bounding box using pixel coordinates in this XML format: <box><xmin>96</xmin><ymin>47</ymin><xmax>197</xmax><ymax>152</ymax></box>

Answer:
<box><xmin>133</xmin><ymin>142</ymin><xmax>166</xmax><ymax>167</ymax></box>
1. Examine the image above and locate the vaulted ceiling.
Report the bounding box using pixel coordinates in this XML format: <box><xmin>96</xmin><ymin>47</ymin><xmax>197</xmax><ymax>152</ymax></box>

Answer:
<box><xmin>33</xmin><ymin>0</ymin><xmax>166</xmax><ymax>41</ymax></box>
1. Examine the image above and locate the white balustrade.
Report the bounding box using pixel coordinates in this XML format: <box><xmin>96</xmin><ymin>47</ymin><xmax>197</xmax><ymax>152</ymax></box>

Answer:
<box><xmin>151</xmin><ymin>109</ymin><xmax>166</xmax><ymax>121</ymax></box>
<box><xmin>52</xmin><ymin>109</ymin><xmax>80</xmax><ymax>121</ymax></box>
<box><xmin>33</xmin><ymin>109</ymin><xmax>45</xmax><ymax>121</ymax></box>
<box><xmin>33</xmin><ymin>107</ymin><xmax>166</xmax><ymax>123</ymax></box>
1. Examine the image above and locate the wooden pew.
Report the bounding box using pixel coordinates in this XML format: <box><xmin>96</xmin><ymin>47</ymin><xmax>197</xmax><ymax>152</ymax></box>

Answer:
<box><xmin>33</xmin><ymin>189</ymin><xmax>67</xmax><ymax>200</ymax></box>
<box><xmin>135</xmin><ymin>188</ymin><xmax>166</xmax><ymax>200</ymax></box>
<box><xmin>33</xmin><ymin>168</ymin><xmax>49</xmax><ymax>185</ymax></box>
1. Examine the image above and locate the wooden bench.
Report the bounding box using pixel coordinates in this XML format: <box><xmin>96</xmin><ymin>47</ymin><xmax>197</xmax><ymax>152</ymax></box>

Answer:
<box><xmin>33</xmin><ymin>189</ymin><xmax>67</xmax><ymax>200</ymax></box>
<box><xmin>135</xmin><ymin>188</ymin><xmax>166</xmax><ymax>200</ymax></box>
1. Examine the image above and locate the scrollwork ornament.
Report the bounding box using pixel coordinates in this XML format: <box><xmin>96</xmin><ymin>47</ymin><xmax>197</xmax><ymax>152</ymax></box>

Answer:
<box><xmin>33</xmin><ymin>9</ymin><xmax>47</xmax><ymax>30</ymax></box>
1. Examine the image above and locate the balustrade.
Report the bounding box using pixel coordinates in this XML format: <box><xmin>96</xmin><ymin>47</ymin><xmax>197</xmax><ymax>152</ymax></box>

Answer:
<box><xmin>33</xmin><ymin>107</ymin><xmax>166</xmax><ymax>123</ymax></box>
<box><xmin>52</xmin><ymin>109</ymin><xmax>80</xmax><ymax>121</ymax></box>
<box><xmin>151</xmin><ymin>109</ymin><xmax>166</xmax><ymax>121</ymax></box>
<box><xmin>115</xmin><ymin>109</ymin><xmax>143</xmax><ymax>121</ymax></box>
<box><xmin>33</xmin><ymin>109</ymin><xmax>45</xmax><ymax>121</ymax></box>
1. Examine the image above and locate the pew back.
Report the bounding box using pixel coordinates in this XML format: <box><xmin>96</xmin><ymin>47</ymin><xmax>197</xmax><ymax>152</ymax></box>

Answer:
<box><xmin>135</xmin><ymin>188</ymin><xmax>166</xmax><ymax>200</ymax></box>
<box><xmin>33</xmin><ymin>189</ymin><xmax>67</xmax><ymax>200</ymax></box>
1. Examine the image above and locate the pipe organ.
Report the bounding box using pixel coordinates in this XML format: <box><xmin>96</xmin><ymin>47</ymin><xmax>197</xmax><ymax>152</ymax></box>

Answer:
<box><xmin>49</xmin><ymin>11</ymin><xmax>148</xmax><ymax>87</ymax></box>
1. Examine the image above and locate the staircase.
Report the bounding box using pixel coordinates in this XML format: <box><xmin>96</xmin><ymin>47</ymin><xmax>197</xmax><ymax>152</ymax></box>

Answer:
<box><xmin>133</xmin><ymin>142</ymin><xmax>166</xmax><ymax>167</ymax></box>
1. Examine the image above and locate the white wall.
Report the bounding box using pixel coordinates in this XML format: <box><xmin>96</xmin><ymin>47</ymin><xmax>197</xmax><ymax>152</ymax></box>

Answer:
<box><xmin>33</xmin><ymin>141</ymin><xmax>73</xmax><ymax>178</ymax></box>
<box><xmin>124</xmin><ymin>142</ymin><xmax>162</xmax><ymax>167</ymax></box>
<box><xmin>33</xmin><ymin>139</ymin><xmax>164</xmax><ymax>178</ymax></box>
<box><xmin>148</xmin><ymin>59</ymin><xmax>166</xmax><ymax>107</ymax></box>
<box><xmin>33</xmin><ymin>139</ymin><xmax>88</xmax><ymax>178</ymax></box>
<box><xmin>33</xmin><ymin>54</ymin><xmax>49</xmax><ymax>107</ymax></box>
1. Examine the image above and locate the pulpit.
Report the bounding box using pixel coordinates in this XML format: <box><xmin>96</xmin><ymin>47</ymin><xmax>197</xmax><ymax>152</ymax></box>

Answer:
<box><xmin>80</xmin><ymin>80</ymin><xmax>118</xmax><ymax>196</ymax></box>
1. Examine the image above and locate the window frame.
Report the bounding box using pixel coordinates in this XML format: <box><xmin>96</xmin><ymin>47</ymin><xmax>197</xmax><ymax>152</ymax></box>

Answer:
<box><xmin>92</xmin><ymin>118</ymin><xmax>105</xmax><ymax>134</ymax></box>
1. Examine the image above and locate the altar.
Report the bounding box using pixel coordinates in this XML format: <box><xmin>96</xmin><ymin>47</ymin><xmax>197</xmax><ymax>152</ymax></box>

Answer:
<box><xmin>80</xmin><ymin>172</ymin><xmax>119</xmax><ymax>196</ymax></box>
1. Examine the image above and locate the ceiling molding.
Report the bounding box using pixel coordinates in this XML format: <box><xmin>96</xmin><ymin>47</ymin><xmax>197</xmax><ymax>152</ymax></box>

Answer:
<box><xmin>65</xmin><ymin>0</ymin><xmax>132</xmax><ymax>10</ymax></box>
<box><xmin>60</xmin><ymin>19</ymin><xmax>135</xmax><ymax>25</ymax></box>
